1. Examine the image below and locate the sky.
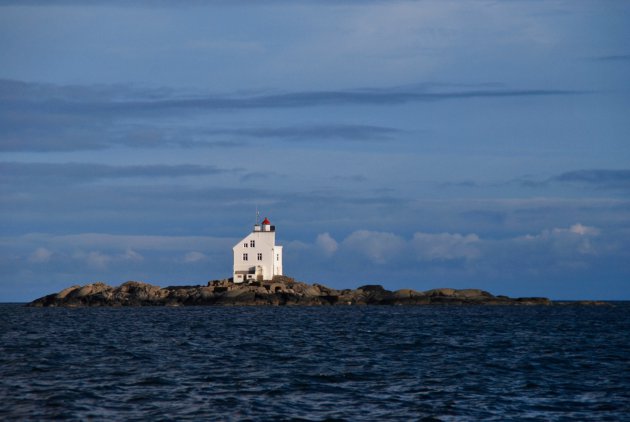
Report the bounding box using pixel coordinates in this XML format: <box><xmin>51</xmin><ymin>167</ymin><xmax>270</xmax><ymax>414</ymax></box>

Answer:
<box><xmin>1</xmin><ymin>0</ymin><xmax>629</xmax><ymax>301</ymax></box>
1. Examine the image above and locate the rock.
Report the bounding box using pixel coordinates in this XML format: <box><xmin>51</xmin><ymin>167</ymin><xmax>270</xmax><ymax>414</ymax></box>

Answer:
<box><xmin>392</xmin><ymin>289</ymin><xmax>424</xmax><ymax>299</ymax></box>
<box><xmin>357</xmin><ymin>284</ymin><xmax>386</xmax><ymax>293</ymax></box>
<box><xmin>302</xmin><ymin>285</ymin><xmax>322</xmax><ymax>297</ymax></box>
<box><xmin>26</xmin><ymin>277</ymin><xmax>558</xmax><ymax>307</ymax></box>
<box><xmin>555</xmin><ymin>300</ymin><xmax>614</xmax><ymax>307</ymax></box>
<box><xmin>514</xmin><ymin>297</ymin><xmax>553</xmax><ymax>306</ymax></box>
<box><xmin>199</xmin><ymin>287</ymin><xmax>215</xmax><ymax>300</ymax></box>
<box><xmin>56</xmin><ymin>285</ymin><xmax>80</xmax><ymax>299</ymax></box>
<box><xmin>75</xmin><ymin>282</ymin><xmax>110</xmax><ymax>298</ymax></box>
<box><xmin>425</xmin><ymin>288</ymin><xmax>457</xmax><ymax>297</ymax></box>
<box><xmin>456</xmin><ymin>289</ymin><xmax>494</xmax><ymax>299</ymax></box>
<box><xmin>223</xmin><ymin>288</ymin><xmax>250</xmax><ymax>299</ymax></box>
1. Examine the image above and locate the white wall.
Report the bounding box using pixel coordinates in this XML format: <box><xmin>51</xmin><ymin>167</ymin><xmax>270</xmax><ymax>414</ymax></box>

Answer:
<box><xmin>232</xmin><ymin>228</ymin><xmax>282</xmax><ymax>282</ymax></box>
<box><xmin>273</xmin><ymin>245</ymin><xmax>283</xmax><ymax>277</ymax></box>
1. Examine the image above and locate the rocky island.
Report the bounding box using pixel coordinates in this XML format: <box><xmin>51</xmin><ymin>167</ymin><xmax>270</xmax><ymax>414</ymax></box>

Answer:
<box><xmin>28</xmin><ymin>276</ymin><xmax>554</xmax><ymax>307</ymax></box>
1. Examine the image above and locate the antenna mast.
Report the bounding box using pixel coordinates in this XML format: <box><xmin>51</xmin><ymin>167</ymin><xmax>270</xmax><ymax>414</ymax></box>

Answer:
<box><xmin>255</xmin><ymin>204</ymin><xmax>260</xmax><ymax>225</ymax></box>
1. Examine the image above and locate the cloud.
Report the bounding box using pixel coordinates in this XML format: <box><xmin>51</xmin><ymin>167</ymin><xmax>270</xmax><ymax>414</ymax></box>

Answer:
<box><xmin>0</xmin><ymin>121</ymin><xmax>246</xmax><ymax>152</ymax></box>
<box><xmin>123</xmin><ymin>248</ymin><xmax>144</xmax><ymax>262</ymax></box>
<box><xmin>332</xmin><ymin>174</ymin><xmax>368</xmax><ymax>183</ymax></box>
<box><xmin>0</xmin><ymin>0</ymin><xmax>404</xmax><ymax>5</ymax></box>
<box><xmin>0</xmin><ymin>232</ymin><xmax>231</xmax><ymax>282</ymax></box>
<box><xmin>517</xmin><ymin>223</ymin><xmax>601</xmax><ymax>256</ymax></box>
<box><xmin>84</xmin><ymin>251</ymin><xmax>111</xmax><ymax>269</ymax></box>
<box><xmin>2</xmin><ymin>171</ymin><xmax>627</xmax><ymax>252</ymax></box>
<box><xmin>341</xmin><ymin>230</ymin><xmax>406</xmax><ymax>264</ymax></box>
<box><xmin>0</xmin><ymin>162</ymin><xmax>238</xmax><ymax>185</ymax></box>
<box><xmin>0</xmin><ymin>78</ymin><xmax>582</xmax><ymax>152</ymax></box>
<box><xmin>71</xmin><ymin>248</ymin><xmax>144</xmax><ymax>269</ymax></box>
<box><xmin>239</xmin><ymin>171</ymin><xmax>282</xmax><ymax>182</ymax></box>
<box><xmin>0</xmin><ymin>181</ymin><xmax>276</xmax><ymax>235</ymax></box>
<box><xmin>203</xmin><ymin>125</ymin><xmax>401</xmax><ymax>142</ymax></box>
<box><xmin>440</xmin><ymin>180</ymin><xmax>479</xmax><ymax>188</ymax></box>
<box><xmin>566</xmin><ymin>223</ymin><xmax>599</xmax><ymax>236</ymax></box>
<box><xmin>512</xmin><ymin>170</ymin><xmax>630</xmax><ymax>190</ymax></box>
<box><xmin>428</xmin><ymin>170</ymin><xmax>630</xmax><ymax>192</ymax></box>
<box><xmin>87</xmin><ymin>87</ymin><xmax>579</xmax><ymax>112</ymax></box>
<box><xmin>591</xmin><ymin>54</ymin><xmax>630</xmax><ymax>62</ymax></box>
<box><xmin>411</xmin><ymin>232</ymin><xmax>481</xmax><ymax>261</ymax></box>
<box><xmin>28</xmin><ymin>247</ymin><xmax>53</xmax><ymax>263</ymax></box>
<box><xmin>9</xmin><ymin>233</ymin><xmax>235</xmax><ymax>253</ymax></box>
<box><xmin>335</xmin><ymin>230</ymin><xmax>481</xmax><ymax>264</ymax></box>
<box><xmin>183</xmin><ymin>251</ymin><xmax>207</xmax><ymax>263</ymax></box>
<box><xmin>552</xmin><ymin>169</ymin><xmax>630</xmax><ymax>190</ymax></box>
<box><xmin>3</xmin><ymin>79</ymin><xmax>578</xmax><ymax>115</ymax></box>
<box><xmin>303</xmin><ymin>223</ymin><xmax>607</xmax><ymax>269</ymax></box>
<box><xmin>315</xmin><ymin>232</ymin><xmax>338</xmax><ymax>256</ymax></box>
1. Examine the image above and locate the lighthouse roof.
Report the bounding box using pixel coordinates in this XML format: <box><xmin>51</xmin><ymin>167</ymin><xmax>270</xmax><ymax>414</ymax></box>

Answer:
<box><xmin>262</xmin><ymin>217</ymin><xmax>271</xmax><ymax>225</ymax></box>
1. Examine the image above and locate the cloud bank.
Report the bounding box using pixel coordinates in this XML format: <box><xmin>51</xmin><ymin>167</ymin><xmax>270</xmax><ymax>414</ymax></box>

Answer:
<box><xmin>0</xmin><ymin>79</ymin><xmax>581</xmax><ymax>152</ymax></box>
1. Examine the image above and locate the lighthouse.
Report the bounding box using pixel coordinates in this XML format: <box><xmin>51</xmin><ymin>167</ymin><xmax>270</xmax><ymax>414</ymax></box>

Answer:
<box><xmin>232</xmin><ymin>217</ymin><xmax>283</xmax><ymax>283</ymax></box>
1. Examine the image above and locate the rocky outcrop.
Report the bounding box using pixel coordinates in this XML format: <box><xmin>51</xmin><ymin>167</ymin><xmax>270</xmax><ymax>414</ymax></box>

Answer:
<box><xmin>554</xmin><ymin>300</ymin><xmax>614</xmax><ymax>307</ymax></box>
<box><xmin>27</xmin><ymin>276</ymin><xmax>557</xmax><ymax>307</ymax></box>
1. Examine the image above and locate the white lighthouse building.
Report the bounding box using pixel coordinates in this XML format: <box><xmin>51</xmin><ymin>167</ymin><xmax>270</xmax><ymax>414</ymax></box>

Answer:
<box><xmin>232</xmin><ymin>217</ymin><xmax>283</xmax><ymax>283</ymax></box>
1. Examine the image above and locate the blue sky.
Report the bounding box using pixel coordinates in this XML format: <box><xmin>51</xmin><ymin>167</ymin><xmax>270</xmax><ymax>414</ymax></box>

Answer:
<box><xmin>1</xmin><ymin>0</ymin><xmax>629</xmax><ymax>301</ymax></box>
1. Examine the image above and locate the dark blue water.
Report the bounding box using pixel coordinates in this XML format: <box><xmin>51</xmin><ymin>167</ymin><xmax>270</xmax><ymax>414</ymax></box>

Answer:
<box><xmin>1</xmin><ymin>304</ymin><xmax>629</xmax><ymax>421</ymax></box>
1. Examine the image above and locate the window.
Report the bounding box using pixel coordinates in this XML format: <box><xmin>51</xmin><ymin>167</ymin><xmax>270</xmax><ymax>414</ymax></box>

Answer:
<box><xmin>276</xmin><ymin>254</ymin><xmax>279</xmax><ymax>261</ymax></box>
<box><xmin>257</xmin><ymin>253</ymin><xmax>262</xmax><ymax>261</ymax></box>
<box><xmin>250</xmin><ymin>240</ymin><xmax>255</xmax><ymax>247</ymax></box>
<box><xmin>244</xmin><ymin>243</ymin><xmax>248</xmax><ymax>248</ymax></box>
<box><xmin>243</xmin><ymin>253</ymin><xmax>248</xmax><ymax>261</ymax></box>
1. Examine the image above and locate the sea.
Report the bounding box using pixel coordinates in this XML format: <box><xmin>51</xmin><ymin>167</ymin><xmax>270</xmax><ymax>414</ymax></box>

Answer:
<box><xmin>1</xmin><ymin>303</ymin><xmax>629</xmax><ymax>421</ymax></box>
